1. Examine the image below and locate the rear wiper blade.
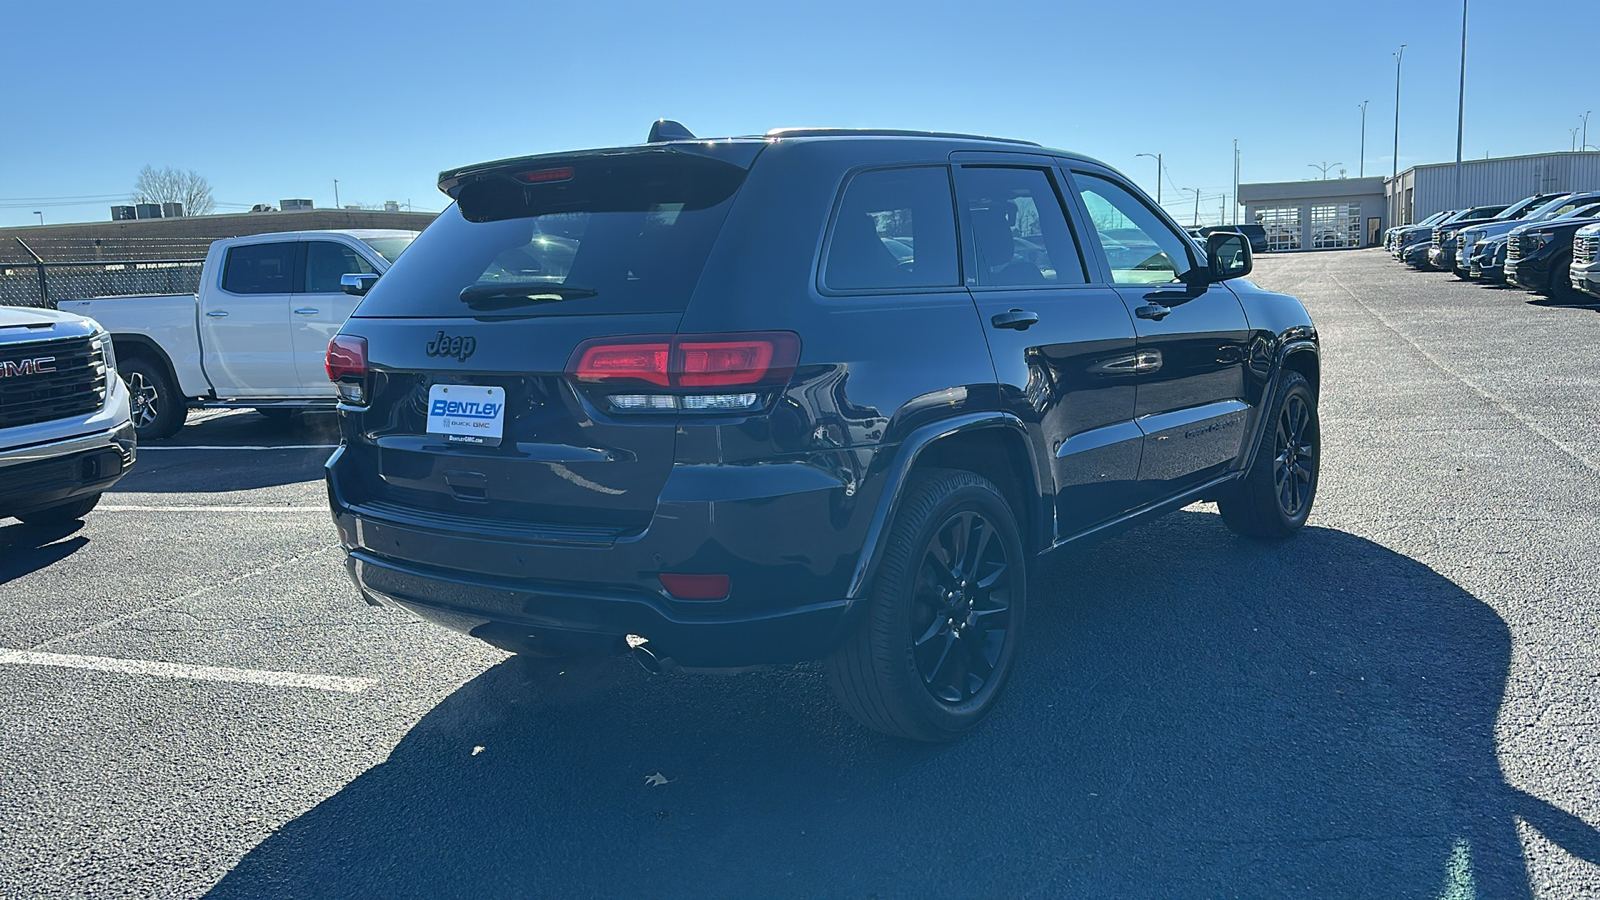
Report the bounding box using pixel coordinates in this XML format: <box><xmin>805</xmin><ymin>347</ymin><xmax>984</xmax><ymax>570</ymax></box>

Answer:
<box><xmin>458</xmin><ymin>284</ymin><xmax>599</xmax><ymax>308</ymax></box>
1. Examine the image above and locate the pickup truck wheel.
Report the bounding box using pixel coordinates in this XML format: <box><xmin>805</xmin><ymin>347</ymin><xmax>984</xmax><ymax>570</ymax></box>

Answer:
<box><xmin>121</xmin><ymin>358</ymin><xmax>185</xmax><ymax>440</ymax></box>
<box><xmin>17</xmin><ymin>493</ymin><xmax>102</xmax><ymax>526</ymax></box>
<box><xmin>1219</xmin><ymin>371</ymin><xmax>1319</xmax><ymax>539</ymax></box>
<box><xmin>826</xmin><ymin>469</ymin><xmax>1026</xmax><ymax>742</ymax></box>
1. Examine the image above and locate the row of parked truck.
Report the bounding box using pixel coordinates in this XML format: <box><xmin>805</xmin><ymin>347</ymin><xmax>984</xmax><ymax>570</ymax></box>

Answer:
<box><xmin>1381</xmin><ymin>191</ymin><xmax>1600</xmax><ymax>301</ymax></box>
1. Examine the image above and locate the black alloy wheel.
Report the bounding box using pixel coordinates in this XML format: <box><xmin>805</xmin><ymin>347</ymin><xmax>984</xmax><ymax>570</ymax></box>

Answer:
<box><xmin>1273</xmin><ymin>392</ymin><xmax>1316</xmax><ymax>520</ymax></box>
<box><xmin>912</xmin><ymin>510</ymin><xmax>1014</xmax><ymax>705</ymax></box>
<box><xmin>827</xmin><ymin>469</ymin><xmax>1027</xmax><ymax>742</ymax></box>
<box><xmin>1218</xmin><ymin>370</ymin><xmax>1319</xmax><ymax>539</ymax></box>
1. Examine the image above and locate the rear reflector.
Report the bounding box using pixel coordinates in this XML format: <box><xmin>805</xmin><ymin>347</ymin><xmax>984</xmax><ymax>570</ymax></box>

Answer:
<box><xmin>568</xmin><ymin>332</ymin><xmax>799</xmax><ymax>389</ymax></box>
<box><xmin>326</xmin><ymin>335</ymin><xmax>368</xmax><ymax>382</ymax></box>
<box><xmin>658</xmin><ymin>573</ymin><xmax>731</xmax><ymax>600</ymax></box>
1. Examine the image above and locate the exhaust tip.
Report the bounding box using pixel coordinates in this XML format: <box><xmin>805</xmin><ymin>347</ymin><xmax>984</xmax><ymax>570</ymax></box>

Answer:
<box><xmin>627</xmin><ymin>636</ymin><xmax>679</xmax><ymax>676</ymax></box>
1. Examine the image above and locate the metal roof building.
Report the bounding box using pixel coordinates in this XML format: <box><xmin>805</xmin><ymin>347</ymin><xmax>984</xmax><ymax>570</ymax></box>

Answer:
<box><xmin>1385</xmin><ymin>151</ymin><xmax>1600</xmax><ymax>226</ymax></box>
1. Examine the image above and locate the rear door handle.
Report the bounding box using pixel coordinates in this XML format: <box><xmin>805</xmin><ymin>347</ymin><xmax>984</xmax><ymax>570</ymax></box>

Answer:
<box><xmin>294</xmin><ymin>308</ymin><xmax>319</xmax><ymax>315</ymax></box>
<box><xmin>205</xmin><ymin>310</ymin><xmax>228</xmax><ymax>318</ymax></box>
<box><xmin>1135</xmin><ymin>303</ymin><xmax>1171</xmax><ymax>321</ymax></box>
<box><xmin>991</xmin><ymin>309</ymin><xmax>1040</xmax><ymax>331</ymax></box>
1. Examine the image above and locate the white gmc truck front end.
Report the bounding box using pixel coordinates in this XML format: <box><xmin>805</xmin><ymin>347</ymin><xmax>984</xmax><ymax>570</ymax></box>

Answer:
<box><xmin>1</xmin><ymin>306</ymin><xmax>136</xmax><ymax>525</ymax></box>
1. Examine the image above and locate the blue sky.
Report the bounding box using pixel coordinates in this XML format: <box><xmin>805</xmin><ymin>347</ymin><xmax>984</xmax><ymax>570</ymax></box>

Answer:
<box><xmin>2</xmin><ymin>0</ymin><xmax>1596</xmax><ymax>228</ymax></box>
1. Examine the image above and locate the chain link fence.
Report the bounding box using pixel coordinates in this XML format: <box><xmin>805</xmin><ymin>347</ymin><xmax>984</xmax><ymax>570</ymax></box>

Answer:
<box><xmin>1</xmin><ymin>259</ymin><xmax>204</xmax><ymax>308</ymax></box>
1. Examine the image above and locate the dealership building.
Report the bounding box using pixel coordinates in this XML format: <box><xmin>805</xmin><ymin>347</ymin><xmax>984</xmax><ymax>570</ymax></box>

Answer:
<box><xmin>1237</xmin><ymin>150</ymin><xmax>1600</xmax><ymax>252</ymax></box>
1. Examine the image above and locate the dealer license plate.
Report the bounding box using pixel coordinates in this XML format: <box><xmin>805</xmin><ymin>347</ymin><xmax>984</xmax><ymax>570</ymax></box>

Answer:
<box><xmin>426</xmin><ymin>384</ymin><xmax>506</xmax><ymax>447</ymax></box>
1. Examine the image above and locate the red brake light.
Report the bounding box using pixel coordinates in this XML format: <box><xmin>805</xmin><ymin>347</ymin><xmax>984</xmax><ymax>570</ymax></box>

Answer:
<box><xmin>516</xmin><ymin>167</ymin><xmax>574</xmax><ymax>184</ymax></box>
<box><xmin>573</xmin><ymin>342</ymin><xmax>671</xmax><ymax>386</ymax></box>
<box><xmin>566</xmin><ymin>333</ymin><xmax>799</xmax><ymax>388</ymax></box>
<box><xmin>326</xmin><ymin>335</ymin><xmax>368</xmax><ymax>381</ymax></box>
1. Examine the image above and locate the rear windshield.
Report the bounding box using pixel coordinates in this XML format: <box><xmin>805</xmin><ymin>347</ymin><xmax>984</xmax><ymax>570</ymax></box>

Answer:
<box><xmin>353</xmin><ymin>153</ymin><xmax>748</xmax><ymax>318</ymax></box>
<box><xmin>358</xmin><ymin>235</ymin><xmax>416</xmax><ymax>263</ymax></box>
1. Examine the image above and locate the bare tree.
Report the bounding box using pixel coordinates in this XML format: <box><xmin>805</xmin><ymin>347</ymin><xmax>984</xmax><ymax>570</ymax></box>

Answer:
<box><xmin>132</xmin><ymin>165</ymin><xmax>215</xmax><ymax>216</ymax></box>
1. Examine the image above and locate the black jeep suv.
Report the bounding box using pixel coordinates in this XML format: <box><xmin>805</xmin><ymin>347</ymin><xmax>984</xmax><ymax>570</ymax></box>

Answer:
<box><xmin>324</xmin><ymin>123</ymin><xmax>1321</xmax><ymax>741</ymax></box>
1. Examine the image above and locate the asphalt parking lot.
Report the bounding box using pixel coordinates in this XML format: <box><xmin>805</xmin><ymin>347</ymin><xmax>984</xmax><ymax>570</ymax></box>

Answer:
<box><xmin>3</xmin><ymin>249</ymin><xmax>1599</xmax><ymax>899</ymax></box>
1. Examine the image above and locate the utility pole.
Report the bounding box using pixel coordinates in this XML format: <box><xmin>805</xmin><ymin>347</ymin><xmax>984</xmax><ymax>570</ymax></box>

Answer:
<box><xmin>1232</xmin><ymin>139</ymin><xmax>1240</xmax><ymax>225</ymax></box>
<box><xmin>1359</xmin><ymin>101</ymin><xmax>1369</xmax><ymax>177</ymax></box>
<box><xmin>1454</xmin><ymin>0</ymin><xmax>1468</xmax><ymax>208</ymax></box>
<box><xmin>334</xmin><ymin>179</ymin><xmax>340</xmax><ymax>209</ymax></box>
<box><xmin>1220</xmin><ymin>194</ymin><xmax>1226</xmax><ymax>227</ymax></box>
<box><xmin>1184</xmin><ymin>188</ymin><xmax>1201</xmax><ymax>227</ymax></box>
<box><xmin>1136</xmin><ymin>153</ymin><xmax>1162</xmax><ymax>203</ymax></box>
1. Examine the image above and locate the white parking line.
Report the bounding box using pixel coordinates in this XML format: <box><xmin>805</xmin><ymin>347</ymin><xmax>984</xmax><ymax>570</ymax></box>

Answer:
<box><xmin>0</xmin><ymin>648</ymin><xmax>375</xmax><ymax>693</ymax></box>
<box><xmin>99</xmin><ymin>505</ymin><xmax>325</xmax><ymax>512</ymax></box>
<box><xmin>141</xmin><ymin>444</ymin><xmax>339</xmax><ymax>451</ymax></box>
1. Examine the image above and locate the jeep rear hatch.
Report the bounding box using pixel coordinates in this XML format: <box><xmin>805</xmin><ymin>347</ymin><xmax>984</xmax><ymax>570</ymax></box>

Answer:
<box><xmin>337</xmin><ymin>143</ymin><xmax>764</xmax><ymax>534</ymax></box>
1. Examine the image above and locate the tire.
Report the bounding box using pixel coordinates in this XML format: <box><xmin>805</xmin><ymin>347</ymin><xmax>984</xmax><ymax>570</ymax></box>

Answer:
<box><xmin>121</xmin><ymin>356</ymin><xmax>186</xmax><ymax>440</ymax></box>
<box><xmin>826</xmin><ymin>469</ymin><xmax>1027</xmax><ymax>742</ymax></box>
<box><xmin>17</xmin><ymin>493</ymin><xmax>102</xmax><ymax>525</ymax></box>
<box><xmin>1548</xmin><ymin>253</ymin><xmax>1576</xmax><ymax>300</ymax></box>
<box><xmin>1218</xmin><ymin>371</ymin><xmax>1319</xmax><ymax>539</ymax></box>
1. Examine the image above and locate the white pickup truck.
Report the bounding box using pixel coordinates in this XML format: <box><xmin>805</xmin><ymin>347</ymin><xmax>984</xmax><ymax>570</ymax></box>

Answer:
<box><xmin>59</xmin><ymin>229</ymin><xmax>415</xmax><ymax>439</ymax></box>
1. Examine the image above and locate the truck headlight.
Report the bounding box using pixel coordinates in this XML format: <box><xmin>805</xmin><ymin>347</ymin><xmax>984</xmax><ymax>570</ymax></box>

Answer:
<box><xmin>1524</xmin><ymin>232</ymin><xmax>1554</xmax><ymax>250</ymax></box>
<box><xmin>92</xmin><ymin>331</ymin><xmax>117</xmax><ymax>374</ymax></box>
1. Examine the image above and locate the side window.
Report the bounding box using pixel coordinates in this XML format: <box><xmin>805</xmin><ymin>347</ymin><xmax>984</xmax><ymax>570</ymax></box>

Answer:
<box><xmin>221</xmin><ymin>242</ymin><xmax>297</xmax><ymax>294</ymax></box>
<box><xmin>824</xmin><ymin>167</ymin><xmax>959</xmax><ymax>291</ymax></box>
<box><xmin>303</xmin><ymin>241</ymin><xmax>377</xmax><ymax>293</ymax></box>
<box><xmin>1074</xmin><ymin>173</ymin><xmax>1195</xmax><ymax>284</ymax></box>
<box><xmin>956</xmin><ymin>167</ymin><xmax>1087</xmax><ymax>287</ymax></box>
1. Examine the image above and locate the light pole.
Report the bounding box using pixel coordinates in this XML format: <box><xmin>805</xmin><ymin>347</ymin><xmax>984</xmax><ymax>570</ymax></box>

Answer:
<box><xmin>1584</xmin><ymin>110</ymin><xmax>1593</xmax><ymax>151</ymax></box>
<box><xmin>1453</xmin><ymin>0</ymin><xmax>1468</xmax><ymax>207</ymax></box>
<box><xmin>1232</xmin><ymin>139</ymin><xmax>1239</xmax><ymax>225</ymax></box>
<box><xmin>1135</xmin><ymin>153</ymin><xmax>1162</xmax><ymax>203</ymax></box>
<box><xmin>1359</xmin><ymin>100</ymin><xmax>1369</xmax><ymax>177</ymax></box>
<box><xmin>1183</xmin><ymin>188</ymin><xmax>1201</xmax><ymax>227</ymax></box>
<box><xmin>33</xmin><ymin>211</ymin><xmax>43</xmax><ymax>226</ymax></box>
<box><xmin>1309</xmin><ymin>162</ymin><xmax>1343</xmax><ymax>180</ymax></box>
<box><xmin>334</xmin><ymin>179</ymin><xmax>340</xmax><ymax>208</ymax></box>
<box><xmin>1392</xmin><ymin>44</ymin><xmax>1406</xmax><ymax>180</ymax></box>
<box><xmin>1573</xmin><ymin>128</ymin><xmax>1582</xmax><ymax>153</ymax></box>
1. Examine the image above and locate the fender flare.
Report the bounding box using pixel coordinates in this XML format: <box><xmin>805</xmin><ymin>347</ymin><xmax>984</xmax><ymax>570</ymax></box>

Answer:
<box><xmin>845</xmin><ymin>412</ymin><xmax>1036</xmax><ymax>601</ymax></box>
<box><xmin>1238</xmin><ymin>338</ymin><xmax>1319</xmax><ymax>481</ymax></box>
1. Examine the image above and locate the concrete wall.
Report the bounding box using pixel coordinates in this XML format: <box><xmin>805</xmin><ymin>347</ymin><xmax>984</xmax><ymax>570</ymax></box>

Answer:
<box><xmin>0</xmin><ymin>209</ymin><xmax>439</xmax><ymax>264</ymax></box>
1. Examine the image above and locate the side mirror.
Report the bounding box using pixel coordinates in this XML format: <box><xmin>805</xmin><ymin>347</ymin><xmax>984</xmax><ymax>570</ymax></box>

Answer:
<box><xmin>341</xmin><ymin>273</ymin><xmax>380</xmax><ymax>296</ymax></box>
<box><xmin>1205</xmin><ymin>231</ymin><xmax>1252</xmax><ymax>282</ymax></box>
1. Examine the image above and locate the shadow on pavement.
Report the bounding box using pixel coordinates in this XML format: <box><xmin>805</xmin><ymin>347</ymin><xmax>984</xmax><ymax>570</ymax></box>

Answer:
<box><xmin>0</xmin><ymin>521</ymin><xmax>88</xmax><ymax>584</ymax></box>
<box><xmin>206</xmin><ymin>512</ymin><xmax>1597</xmax><ymax>899</ymax></box>
<box><xmin>111</xmin><ymin>411</ymin><xmax>338</xmax><ymax>494</ymax></box>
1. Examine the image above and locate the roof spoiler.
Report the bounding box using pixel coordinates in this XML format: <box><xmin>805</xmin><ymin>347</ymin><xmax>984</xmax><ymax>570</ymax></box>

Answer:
<box><xmin>648</xmin><ymin>119</ymin><xmax>695</xmax><ymax>143</ymax></box>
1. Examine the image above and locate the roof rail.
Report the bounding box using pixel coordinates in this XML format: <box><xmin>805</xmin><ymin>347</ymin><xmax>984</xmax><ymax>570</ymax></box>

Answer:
<box><xmin>764</xmin><ymin>127</ymin><xmax>1041</xmax><ymax>147</ymax></box>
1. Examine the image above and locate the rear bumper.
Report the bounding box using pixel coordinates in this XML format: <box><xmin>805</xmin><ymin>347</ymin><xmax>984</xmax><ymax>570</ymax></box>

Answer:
<box><xmin>326</xmin><ymin>446</ymin><xmax>873</xmax><ymax>667</ymax></box>
<box><xmin>1</xmin><ymin>422</ymin><xmax>136</xmax><ymax>516</ymax></box>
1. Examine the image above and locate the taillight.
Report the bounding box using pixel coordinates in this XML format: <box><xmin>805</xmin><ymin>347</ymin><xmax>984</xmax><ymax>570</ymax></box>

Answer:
<box><xmin>326</xmin><ymin>335</ymin><xmax>369</xmax><ymax>404</ymax></box>
<box><xmin>567</xmin><ymin>332</ymin><xmax>799</xmax><ymax>413</ymax></box>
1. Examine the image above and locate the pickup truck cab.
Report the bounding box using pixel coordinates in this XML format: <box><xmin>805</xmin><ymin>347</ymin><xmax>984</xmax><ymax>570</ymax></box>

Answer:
<box><xmin>2</xmin><ymin>305</ymin><xmax>135</xmax><ymax>524</ymax></box>
<box><xmin>60</xmin><ymin>230</ymin><xmax>416</xmax><ymax>438</ymax></box>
